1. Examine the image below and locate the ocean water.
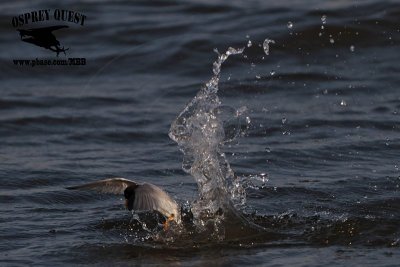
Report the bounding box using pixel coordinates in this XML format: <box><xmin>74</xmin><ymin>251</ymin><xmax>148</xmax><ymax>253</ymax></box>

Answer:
<box><xmin>0</xmin><ymin>0</ymin><xmax>399</xmax><ymax>266</ymax></box>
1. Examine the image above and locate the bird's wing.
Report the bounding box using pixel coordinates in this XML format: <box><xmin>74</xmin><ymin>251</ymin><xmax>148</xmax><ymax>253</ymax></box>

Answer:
<box><xmin>27</xmin><ymin>25</ymin><xmax>69</xmax><ymax>33</ymax></box>
<box><xmin>134</xmin><ymin>183</ymin><xmax>179</xmax><ymax>218</ymax></box>
<box><xmin>66</xmin><ymin>177</ymin><xmax>137</xmax><ymax>194</ymax></box>
<box><xmin>47</xmin><ymin>25</ymin><xmax>69</xmax><ymax>31</ymax></box>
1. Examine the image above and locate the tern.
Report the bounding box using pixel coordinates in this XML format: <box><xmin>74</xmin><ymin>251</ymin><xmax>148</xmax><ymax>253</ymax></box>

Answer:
<box><xmin>67</xmin><ymin>178</ymin><xmax>185</xmax><ymax>228</ymax></box>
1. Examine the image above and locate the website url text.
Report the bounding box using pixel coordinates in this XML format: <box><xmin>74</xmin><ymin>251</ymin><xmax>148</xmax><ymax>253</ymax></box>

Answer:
<box><xmin>12</xmin><ymin>58</ymin><xmax>86</xmax><ymax>67</ymax></box>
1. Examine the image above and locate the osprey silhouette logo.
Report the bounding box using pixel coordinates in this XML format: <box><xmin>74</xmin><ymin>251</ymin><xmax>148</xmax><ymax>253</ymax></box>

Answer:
<box><xmin>17</xmin><ymin>25</ymin><xmax>69</xmax><ymax>56</ymax></box>
<box><xmin>12</xmin><ymin>9</ymin><xmax>86</xmax><ymax>57</ymax></box>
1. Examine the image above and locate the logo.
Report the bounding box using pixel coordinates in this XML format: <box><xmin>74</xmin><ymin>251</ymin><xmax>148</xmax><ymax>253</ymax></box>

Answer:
<box><xmin>11</xmin><ymin>9</ymin><xmax>87</xmax><ymax>66</ymax></box>
<box><xmin>17</xmin><ymin>25</ymin><xmax>69</xmax><ymax>56</ymax></box>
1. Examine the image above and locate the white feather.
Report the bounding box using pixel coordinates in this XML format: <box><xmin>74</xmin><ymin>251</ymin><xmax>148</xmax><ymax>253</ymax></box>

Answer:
<box><xmin>134</xmin><ymin>183</ymin><xmax>179</xmax><ymax>221</ymax></box>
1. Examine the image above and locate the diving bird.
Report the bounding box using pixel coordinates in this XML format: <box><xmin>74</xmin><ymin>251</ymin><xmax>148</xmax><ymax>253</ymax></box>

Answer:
<box><xmin>67</xmin><ymin>178</ymin><xmax>184</xmax><ymax>226</ymax></box>
<box><xmin>17</xmin><ymin>25</ymin><xmax>69</xmax><ymax>56</ymax></box>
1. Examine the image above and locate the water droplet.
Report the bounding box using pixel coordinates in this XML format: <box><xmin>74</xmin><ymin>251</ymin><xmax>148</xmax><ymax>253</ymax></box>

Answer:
<box><xmin>281</xmin><ymin>117</ymin><xmax>287</xmax><ymax>124</ymax></box>
<box><xmin>220</xmin><ymin>53</ymin><xmax>228</xmax><ymax>61</ymax></box>
<box><xmin>350</xmin><ymin>45</ymin><xmax>355</xmax><ymax>52</ymax></box>
<box><xmin>270</xmin><ymin>70</ymin><xmax>275</xmax><ymax>76</ymax></box>
<box><xmin>259</xmin><ymin>173</ymin><xmax>269</xmax><ymax>186</ymax></box>
<box><xmin>246</xmin><ymin>116</ymin><xmax>251</xmax><ymax>124</ymax></box>
<box><xmin>263</xmin><ymin>38</ymin><xmax>275</xmax><ymax>55</ymax></box>
<box><xmin>391</xmin><ymin>239</ymin><xmax>400</xmax><ymax>247</ymax></box>
<box><xmin>246</xmin><ymin>34</ymin><xmax>250</xmax><ymax>39</ymax></box>
<box><xmin>247</xmin><ymin>40</ymin><xmax>252</xmax><ymax>47</ymax></box>
<box><xmin>287</xmin><ymin>21</ymin><xmax>293</xmax><ymax>29</ymax></box>
<box><xmin>226</xmin><ymin>46</ymin><xmax>245</xmax><ymax>56</ymax></box>
<box><xmin>330</xmin><ymin>38</ymin><xmax>335</xmax><ymax>44</ymax></box>
<box><xmin>323</xmin><ymin>89</ymin><xmax>328</xmax><ymax>94</ymax></box>
<box><xmin>321</xmin><ymin>15</ymin><xmax>327</xmax><ymax>24</ymax></box>
<box><xmin>340</xmin><ymin>100</ymin><xmax>347</xmax><ymax>106</ymax></box>
<box><xmin>265</xmin><ymin>147</ymin><xmax>271</xmax><ymax>153</ymax></box>
<box><xmin>255</xmin><ymin>75</ymin><xmax>261</xmax><ymax>79</ymax></box>
<box><xmin>213</xmin><ymin>47</ymin><xmax>220</xmax><ymax>54</ymax></box>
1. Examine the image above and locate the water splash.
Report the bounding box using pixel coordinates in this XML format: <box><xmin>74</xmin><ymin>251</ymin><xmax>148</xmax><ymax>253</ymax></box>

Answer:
<box><xmin>321</xmin><ymin>15</ymin><xmax>327</xmax><ymax>24</ymax></box>
<box><xmin>169</xmin><ymin>46</ymin><xmax>245</xmax><ymax>219</ymax></box>
<box><xmin>263</xmin><ymin>38</ymin><xmax>275</xmax><ymax>55</ymax></box>
<box><xmin>247</xmin><ymin>40</ymin><xmax>252</xmax><ymax>47</ymax></box>
<box><xmin>168</xmin><ymin>42</ymin><xmax>277</xmax><ymax>240</ymax></box>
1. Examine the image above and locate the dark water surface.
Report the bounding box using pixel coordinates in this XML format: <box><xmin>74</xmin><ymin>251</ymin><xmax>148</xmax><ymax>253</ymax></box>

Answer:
<box><xmin>0</xmin><ymin>0</ymin><xmax>399</xmax><ymax>266</ymax></box>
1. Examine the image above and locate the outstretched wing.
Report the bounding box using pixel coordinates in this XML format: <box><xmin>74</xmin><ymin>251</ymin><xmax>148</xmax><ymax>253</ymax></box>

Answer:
<box><xmin>18</xmin><ymin>25</ymin><xmax>69</xmax><ymax>36</ymax></box>
<box><xmin>67</xmin><ymin>177</ymin><xmax>137</xmax><ymax>194</ymax></box>
<box><xmin>134</xmin><ymin>183</ymin><xmax>179</xmax><ymax>219</ymax></box>
<box><xmin>45</xmin><ymin>25</ymin><xmax>69</xmax><ymax>32</ymax></box>
<box><xmin>29</xmin><ymin>25</ymin><xmax>69</xmax><ymax>33</ymax></box>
